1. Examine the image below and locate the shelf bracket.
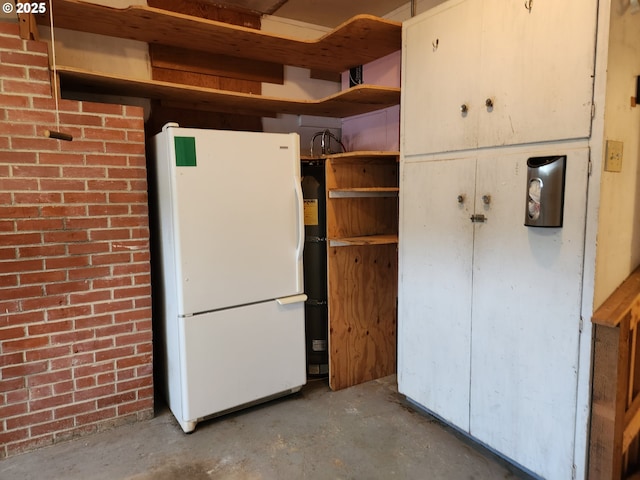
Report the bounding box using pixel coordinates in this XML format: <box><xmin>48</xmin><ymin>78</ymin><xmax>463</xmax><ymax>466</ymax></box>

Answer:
<box><xmin>17</xmin><ymin>12</ymin><xmax>39</xmax><ymax>41</ymax></box>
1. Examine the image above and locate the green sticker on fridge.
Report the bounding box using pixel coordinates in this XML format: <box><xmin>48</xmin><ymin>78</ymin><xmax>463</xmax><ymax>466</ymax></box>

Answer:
<box><xmin>174</xmin><ymin>137</ymin><xmax>197</xmax><ymax>166</ymax></box>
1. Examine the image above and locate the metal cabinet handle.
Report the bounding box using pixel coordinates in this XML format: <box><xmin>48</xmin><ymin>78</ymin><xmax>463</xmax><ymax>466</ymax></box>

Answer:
<box><xmin>460</xmin><ymin>104</ymin><xmax>468</xmax><ymax>114</ymax></box>
<box><xmin>485</xmin><ymin>98</ymin><xmax>494</xmax><ymax>108</ymax></box>
<box><xmin>457</xmin><ymin>194</ymin><xmax>465</xmax><ymax>204</ymax></box>
<box><xmin>482</xmin><ymin>194</ymin><xmax>491</xmax><ymax>205</ymax></box>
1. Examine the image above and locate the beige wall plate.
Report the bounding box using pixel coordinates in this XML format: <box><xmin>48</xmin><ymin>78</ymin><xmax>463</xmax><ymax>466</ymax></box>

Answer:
<box><xmin>604</xmin><ymin>140</ymin><xmax>624</xmax><ymax>172</ymax></box>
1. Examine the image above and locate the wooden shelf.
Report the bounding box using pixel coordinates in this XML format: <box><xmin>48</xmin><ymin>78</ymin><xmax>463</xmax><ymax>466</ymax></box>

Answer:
<box><xmin>324</xmin><ymin>151</ymin><xmax>400</xmax><ymax>162</ymax></box>
<box><xmin>325</xmin><ymin>153</ymin><xmax>398</xmax><ymax>390</ymax></box>
<box><xmin>328</xmin><ymin>187</ymin><xmax>399</xmax><ymax>198</ymax></box>
<box><xmin>329</xmin><ymin>234</ymin><xmax>398</xmax><ymax>247</ymax></box>
<box><xmin>43</xmin><ymin>0</ymin><xmax>401</xmax><ymax>73</ymax></box>
<box><xmin>56</xmin><ymin>66</ymin><xmax>401</xmax><ymax>118</ymax></box>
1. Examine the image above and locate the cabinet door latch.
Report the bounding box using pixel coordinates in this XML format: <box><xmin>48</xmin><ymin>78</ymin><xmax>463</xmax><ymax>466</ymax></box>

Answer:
<box><xmin>470</xmin><ymin>214</ymin><xmax>487</xmax><ymax>223</ymax></box>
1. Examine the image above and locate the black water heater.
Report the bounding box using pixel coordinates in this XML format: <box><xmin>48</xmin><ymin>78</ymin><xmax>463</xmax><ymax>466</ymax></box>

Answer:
<box><xmin>301</xmin><ymin>162</ymin><xmax>329</xmax><ymax>377</ymax></box>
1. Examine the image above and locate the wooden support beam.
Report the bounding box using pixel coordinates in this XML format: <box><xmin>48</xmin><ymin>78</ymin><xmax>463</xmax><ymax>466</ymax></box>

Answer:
<box><xmin>589</xmin><ymin>320</ymin><xmax>629</xmax><ymax>480</ymax></box>
<box><xmin>17</xmin><ymin>13</ymin><xmax>39</xmax><ymax>41</ymax></box>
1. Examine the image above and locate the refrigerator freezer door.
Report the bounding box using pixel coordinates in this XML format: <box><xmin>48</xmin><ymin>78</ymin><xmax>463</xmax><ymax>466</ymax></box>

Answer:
<box><xmin>176</xmin><ymin>299</ymin><xmax>306</xmax><ymax>427</ymax></box>
<box><xmin>163</xmin><ymin>127</ymin><xmax>303</xmax><ymax>315</ymax></box>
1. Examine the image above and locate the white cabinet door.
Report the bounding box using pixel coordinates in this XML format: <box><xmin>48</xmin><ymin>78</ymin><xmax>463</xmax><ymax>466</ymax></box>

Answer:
<box><xmin>402</xmin><ymin>0</ymin><xmax>483</xmax><ymax>156</ymax></box>
<box><xmin>478</xmin><ymin>0</ymin><xmax>598</xmax><ymax>148</ymax></box>
<box><xmin>399</xmin><ymin>147</ymin><xmax>589</xmax><ymax>478</ymax></box>
<box><xmin>470</xmin><ymin>148</ymin><xmax>589</xmax><ymax>479</ymax></box>
<box><xmin>402</xmin><ymin>0</ymin><xmax>597</xmax><ymax>156</ymax></box>
<box><xmin>398</xmin><ymin>157</ymin><xmax>476</xmax><ymax>429</ymax></box>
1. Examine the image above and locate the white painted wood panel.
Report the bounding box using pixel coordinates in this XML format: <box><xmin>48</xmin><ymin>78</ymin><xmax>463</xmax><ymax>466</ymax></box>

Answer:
<box><xmin>402</xmin><ymin>0</ymin><xmax>598</xmax><ymax>157</ymax></box>
<box><xmin>398</xmin><ymin>157</ymin><xmax>476</xmax><ymax>429</ymax></box>
<box><xmin>402</xmin><ymin>0</ymin><xmax>482</xmax><ymax>156</ymax></box>
<box><xmin>470</xmin><ymin>148</ymin><xmax>589</xmax><ymax>479</ymax></box>
<box><xmin>478</xmin><ymin>0</ymin><xmax>598</xmax><ymax>148</ymax></box>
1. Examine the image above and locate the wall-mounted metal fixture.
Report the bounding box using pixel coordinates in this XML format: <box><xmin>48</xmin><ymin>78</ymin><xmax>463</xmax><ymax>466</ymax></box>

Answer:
<box><xmin>310</xmin><ymin>130</ymin><xmax>346</xmax><ymax>157</ymax></box>
<box><xmin>524</xmin><ymin>155</ymin><xmax>566</xmax><ymax>227</ymax></box>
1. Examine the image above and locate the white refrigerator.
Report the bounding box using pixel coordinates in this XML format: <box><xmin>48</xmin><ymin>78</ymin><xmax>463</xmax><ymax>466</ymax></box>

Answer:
<box><xmin>151</xmin><ymin>123</ymin><xmax>307</xmax><ymax>433</ymax></box>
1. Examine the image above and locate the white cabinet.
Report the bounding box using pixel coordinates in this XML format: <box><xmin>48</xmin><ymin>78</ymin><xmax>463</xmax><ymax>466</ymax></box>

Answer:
<box><xmin>402</xmin><ymin>0</ymin><xmax>482</xmax><ymax>155</ymax></box>
<box><xmin>398</xmin><ymin>146</ymin><xmax>589</xmax><ymax>479</ymax></box>
<box><xmin>398</xmin><ymin>157</ymin><xmax>475</xmax><ymax>429</ymax></box>
<box><xmin>402</xmin><ymin>0</ymin><xmax>598</xmax><ymax>156</ymax></box>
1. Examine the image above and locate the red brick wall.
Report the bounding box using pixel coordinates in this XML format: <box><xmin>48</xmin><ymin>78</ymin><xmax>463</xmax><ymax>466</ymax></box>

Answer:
<box><xmin>0</xmin><ymin>22</ymin><xmax>153</xmax><ymax>457</ymax></box>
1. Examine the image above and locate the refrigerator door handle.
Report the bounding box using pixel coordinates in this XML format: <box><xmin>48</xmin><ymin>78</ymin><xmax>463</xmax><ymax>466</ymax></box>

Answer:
<box><xmin>276</xmin><ymin>294</ymin><xmax>308</xmax><ymax>305</ymax></box>
<box><xmin>294</xmin><ymin>175</ymin><xmax>305</xmax><ymax>293</ymax></box>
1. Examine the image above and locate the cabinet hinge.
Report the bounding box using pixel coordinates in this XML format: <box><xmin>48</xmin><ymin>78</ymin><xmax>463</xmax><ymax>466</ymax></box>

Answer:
<box><xmin>591</xmin><ymin>103</ymin><xmax>596</xmax><ymax>119</ymax></box>
<box><xmin>588</xmin><ymin>159</ymin><xmax>593</xmax><ymax>177</ymax></box>
<box><xmin>579</xmin><ymin>317</ymin><xmax>584</xmax><ymax>333</ymax></box>
<box><xmin>572</xmin><ymin>464</ymin><xmax>577</xmax><ymax>480</ymax></box>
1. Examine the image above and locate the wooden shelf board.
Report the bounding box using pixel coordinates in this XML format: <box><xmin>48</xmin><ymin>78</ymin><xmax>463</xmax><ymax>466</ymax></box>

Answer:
<box><xmin>302</xmin><ymin>151</ymin><xmax>399</xmax><ymax>162</ymax></box>
<box><xmin>43</xmin><ymin>0</ymin><xmax>401</xmax><ymax>73</ymax></box>
<box><xmin>329</xmin><ymin>187</ymin><xmax>399</xmax><ymax>198</ymax></box>
<box><xmin>329</xmin><ymin>234</ymin><xmax>398</xmax><ymax>247</ymax></box>
<box><xmin>56</xmin><ymin>66</ymin><xmax>401</xmax><ymax>118</ymax></box>
<box><xmin>324</xmin><ymin>151</ymin><xmax>400</xmax><ymax>164</ymax></box>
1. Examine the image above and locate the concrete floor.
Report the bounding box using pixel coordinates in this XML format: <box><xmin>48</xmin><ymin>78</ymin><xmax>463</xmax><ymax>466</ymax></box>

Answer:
<box><xmin>0</xmin><ymin>375</ymin><xmax>530</xmax><ymax>479</ymax></box>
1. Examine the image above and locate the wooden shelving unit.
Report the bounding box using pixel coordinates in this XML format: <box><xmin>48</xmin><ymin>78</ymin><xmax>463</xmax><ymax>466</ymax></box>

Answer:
<box><xmin>44</xmin><ymin>0</ymin><xmax>401</xmax><ymax>73</ymax></box>
<box><xmin>325</xmin><ymin>151</ymin><xmax>399</xmax><ymax>245</ymax></box>
<box><xmin>44</xmin><ymin>1</ymin><xmax>401</xmax><ymax>117</ymax></box>
<box><xmin>324</xmin><ymin>151</ymin><xmax>399</xmax><ymax>390</ymax></box>
<box><xmin>56</xmin><ymin>66</ymin><xmax>400</xmax><ymax>117</ymax></box>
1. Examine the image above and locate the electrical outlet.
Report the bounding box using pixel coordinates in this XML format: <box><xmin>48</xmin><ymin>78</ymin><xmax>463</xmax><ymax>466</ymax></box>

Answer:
<box><xmin>605</xmin><ymin>140</ymin><xmax>624</xmax><ymax>172</ymax></box>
